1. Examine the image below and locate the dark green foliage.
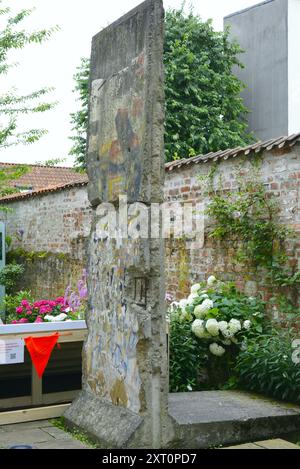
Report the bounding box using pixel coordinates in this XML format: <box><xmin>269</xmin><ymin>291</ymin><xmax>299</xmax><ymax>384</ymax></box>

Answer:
<box><xmin>69</xmin><ymin>8</ymin><xmax>253</xmax><ymax>169</ymax></box>
<box><xmin>0</xmin><ymin>1</ymin><xmax>57</xmax><ymax>202</ymax></box>
<box><xmin>0</xmin><ymin>263</ymin><xmax>24</xmax><ymax>294</ymax></box>
<box><xmin>236</xmin><ymin>332</ymin><xmax>300</xmax><ymax>404</ymax></box>
<box><xmin>1</xmin><ymin>290</ymin><xmax>33</xmax><ymax>320</ymax></box>
<box><xmin>164</xmin><ymin>8</ymin><xmax>253</xmax><ymax>162</ymax></box>
<box><xmin>0</xmin><ymin>1</ymin><xmax>57</xmax><ymax>149</ymax></box>
<box><xmin>69</xmin><ymin>57</ymin><xmax>89</xmax><ymax>170</ymax></box>
<box><xmin>169</xmin><ymin>316</ymin><xmax>208</xmax><ymax>392</ymax></box>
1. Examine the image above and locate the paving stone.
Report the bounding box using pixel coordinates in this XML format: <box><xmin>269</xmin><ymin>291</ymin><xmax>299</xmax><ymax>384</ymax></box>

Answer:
<box><xmin>255</xmin><ymin>439</ymin><xmax>300</xmax><ymax>449</ymax></box>
<box><xmin>0</xmin><ymin>420</ymin><xmax>89</xmax><ymax>449</ymax></box>
<box><xmin>41</xmin><ymin>426</ymin><xmax>74</xmax><ymax>440</ymax></box>
<box><xmin>0</xmin><ymin>428</ymin><xmax>53</xmax><ymax>448</ymax></box>
<box><xmin>224</xmin><ymin>443</ymin><xmax>263</xmax><ymax>449</ymax></box>
<box><xmin>2</xmin><ymin>420</ymin><xmax>51</xmax><ymax>432</ymax></box>
<box><xmin>33</xmin><ymin>439</ymin><xmax>88</xmax><ymax>449</ymax></box>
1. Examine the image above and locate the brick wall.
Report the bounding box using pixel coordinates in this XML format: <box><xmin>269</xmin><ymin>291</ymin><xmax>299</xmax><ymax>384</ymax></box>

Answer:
<box><xmin>1</xmin><ymin>144</ymin><xmax>299</xmax><ymax>303</ymax></box>
<box><xmin>164</xmin><ymin>145</ymin><xmax>300</xmax><ymax>303</ymax></box>
<box><xmin>0</xmin><ymin>186</ymin><xmax>92</xmax><ymax>299</ymax></box>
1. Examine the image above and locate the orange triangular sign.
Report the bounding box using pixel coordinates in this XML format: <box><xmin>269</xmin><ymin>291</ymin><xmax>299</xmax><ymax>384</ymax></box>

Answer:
<box><xmin>24</xmin><ymin>333</ymin><xmax>60</xmax><ymax>379</ymax></box>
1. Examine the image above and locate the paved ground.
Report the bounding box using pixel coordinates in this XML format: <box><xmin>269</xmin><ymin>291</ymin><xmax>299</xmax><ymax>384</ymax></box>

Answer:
<box><xmin>225</xmin><ymin>439</ymin><xmax>300</xmax><ymax>449</ymax></box>
<box><xmin>0</xmin><ymin>420</ymin><xmax>89</xmax><ymax>449</ymax></box>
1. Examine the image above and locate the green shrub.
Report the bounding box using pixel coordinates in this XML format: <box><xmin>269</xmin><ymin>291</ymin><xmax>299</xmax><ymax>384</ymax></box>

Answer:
<box><xmin>0</xmin><ymin>263</ymin><xmax>24</xmax><ymax>294</ymax></box>
<box><xmin>168</xmin><ymin>276</ymin><xmax>266</xmax><ymax>391</ymax></box>
<box><xmin>169</xmin><ymin>315</ymin><xmax>208</xmax><ymax>392</ymax></box>
<box><xmin>1</xmin><ymin>290</ymin><xmax>34</xmax><ymax>322</ymax></box>
<box><xmin>236</xmin><ymin>331</ymin><xmax>300</xmax><ymax>404</ymax></box>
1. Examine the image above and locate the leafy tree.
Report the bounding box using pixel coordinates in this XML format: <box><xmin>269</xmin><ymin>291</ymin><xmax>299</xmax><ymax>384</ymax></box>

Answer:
<box><xmin>164</xmin><ymin>8</ymin><xmax>253</xmax><ymax>161</ymax></box>
<box><xmin>69</xmin><ymin>8</ymin><xmax>253</xmax><ymax>168</ymax></box>
<box><xmin>69</xmin><ymin>57</ymin><xmax>89</xmax><ymax>170</ymax></box>
<box><xmin>0</xmin><ymin>1</ymin><xmax>57</xmax><ymax>197</ymax></box>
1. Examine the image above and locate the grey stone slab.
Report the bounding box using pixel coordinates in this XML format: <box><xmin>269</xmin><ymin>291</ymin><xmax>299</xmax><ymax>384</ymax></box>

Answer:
<box><xmin>168</xmin><ymin>391</ymin><xmax>300</xmax><ymax>449</ymax></box>
<box><xmin>65</xmin><ymin>390</ymin><xmax>143</xmax><ymax>449</ymax></box>
<box><xmin>169</xmin><ymin>391</ymin><xmax>300</xmax><ymax>425</ymax></box>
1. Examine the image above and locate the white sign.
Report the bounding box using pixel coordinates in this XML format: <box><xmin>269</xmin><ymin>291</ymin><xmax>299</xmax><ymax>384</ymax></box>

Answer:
<box><xmin>0</xmin><ymin>339</ymin><xmax>24</xmax><ymax>365</ymax></box>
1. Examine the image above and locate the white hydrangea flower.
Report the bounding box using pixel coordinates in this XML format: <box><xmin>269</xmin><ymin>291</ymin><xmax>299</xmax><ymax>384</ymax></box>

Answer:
<box><xmin>206</xmin><ymin>319</ymin><xmax>220</xmax><ymax>337</ymax></box>
<box><xmin>194</xmin><ymin>304</ymin><xmax>208</xmax><ymax>319</ymax></box>
<box><xmin>231</xmin><ymin>337</ymin><xmax>239</xmax><ymax>345</ymax></box>
<box><xmin>209</xmin><ymin>343</ymin><xmax>226</xmax><ymax>357</ymax></box>
<box><xmin>179</xmin><ymin>299</ymin><xmax>188</xmax><ymax>310</ymax></box>
<box><xmin>207</xmin><ymin>275</ymin><xmax>217</xmax><ymax>287</ymax></box>
<box><xmin>180</xmin><ymin>310</ymin><xmax>193</xmax><ymax>322</ymax></box>
<box><xmin>193</xmin><ymin>299</ymin><xmax>214</xmax><ymax>319</ymax></box>
<box><xmin>190</xmin><ymin>283</ymin><xmax>201</xmax><ymax>294</ymax></box>
<box><xmin>192</xmin><ymin>320</ymin><xmax>210</xmax><ymax>339</ymax></box>
<box><xmin>219</xmin><ymin>321</ymin><xmax>228</xmax><ymax>332</ymax></box>
<box><xmin>229</xmin><ymin>319</ymin><xmax>242</xmax><ymax>334</ymax></box>
<box><xmin>187</xmin><ymin>293</ymin><xmax>198</xmax><ymax>305</ymax></box>
<box><xmin>222</xmin><ymin>328</ymin><xmax>235</xmax><ymax>339</ymax></box>
<box><xmin>202</xmin><ymin>298</ymin><xmax>214</xmax><ymax>311</ymax></box>
<box><xmin>199</xmin><ymin>294</ymin><xmax>209</xmax><ymax>300</ymax></box>
<box><xmin>243</xmin><ymin>320</ymin><xmax>251</xmax><ymax>330</ymax></box>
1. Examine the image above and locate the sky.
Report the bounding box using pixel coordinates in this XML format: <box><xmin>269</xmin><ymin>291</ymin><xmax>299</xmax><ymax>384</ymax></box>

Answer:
<box><xmin>0</xmin><ymin>0</ymin><xmax>261</xmax><ymax>166</ymax></box>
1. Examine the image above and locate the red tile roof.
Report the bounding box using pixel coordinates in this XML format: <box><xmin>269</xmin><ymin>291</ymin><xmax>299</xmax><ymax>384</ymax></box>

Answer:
<box><xmin>0</xmin><ymin>162</ymin><xmax>88</xmax><ymax>192</ymax></box>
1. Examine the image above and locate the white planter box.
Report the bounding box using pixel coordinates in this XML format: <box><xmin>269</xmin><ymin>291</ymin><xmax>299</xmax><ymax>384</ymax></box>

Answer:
<box><xmin>0</xmin><ymin>320</ymin><xmax>87</xmax><ymax>336</ymax></box>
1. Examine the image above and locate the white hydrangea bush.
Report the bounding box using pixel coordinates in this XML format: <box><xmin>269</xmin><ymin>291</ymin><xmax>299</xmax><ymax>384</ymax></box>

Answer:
<box><xmin>168</xmin><ymin>275</ymin><xmax>264</xmax><ymax>358</ymax></box>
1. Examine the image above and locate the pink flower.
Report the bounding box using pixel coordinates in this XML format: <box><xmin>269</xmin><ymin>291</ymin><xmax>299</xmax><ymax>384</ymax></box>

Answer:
<box><xmin>39</xmin><ymin>306</ymin><xmax>52</xmax><ymax>315</ymax></box>
<box><xmin>21</xmin><ymin>300</ymin><xmax>30</xmax><ymax>308</ymax></box>
<box><xmin>55</xmin><ymin>297</ymin><xmax>64</xmax><ymax>305</ymax></box>
<box><xmin>19</xmin><ymin>318</ymin><xmax>29</xmax><ymax>324</ymax></box>
<box><xmin>11</xmin><ymin>320</ymin><xmax>18</xmax><ymax>324</ymax></box>
<box><xmin>26</xmin><ymin>309</ymin><xmax>32</xmax><ymax>316</ymax></box>
<box><xmin>35</xmin><ymin>316</ymin><xmax>43</xmax><ymax>323</ymax></box>
<box><xmin>16</xmin><ymin>307</ymin><xmax>23</xmax><ymax>314</ymax></box>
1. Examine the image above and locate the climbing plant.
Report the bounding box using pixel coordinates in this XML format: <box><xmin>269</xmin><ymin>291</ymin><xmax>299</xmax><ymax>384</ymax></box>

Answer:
<box><xmin>205</xmin><ymin>163</ymin><xmax>300</xmax><ymax>301</ymax></box>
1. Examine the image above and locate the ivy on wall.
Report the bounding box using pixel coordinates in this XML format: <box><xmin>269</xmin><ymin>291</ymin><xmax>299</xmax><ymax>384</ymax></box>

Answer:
<box><xmin>203</xmin><ymin>161</ymin><xmax>300</xmax><ymax>305</ymax></box>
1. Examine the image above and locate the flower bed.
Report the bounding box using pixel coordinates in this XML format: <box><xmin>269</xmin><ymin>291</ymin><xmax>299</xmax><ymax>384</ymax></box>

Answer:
<box><xmin>3</xmin><ymin>270</ymin><xmax>87</xmax><ymax>325</ymax></box>
<box><xmin>168</xmin><ymin>276</ymin><xmax>266</xmax><ymax>392</ymax></box>
<box><xmin>11</xmin><ymin>297</ymin><xmax>83</xmax><ymax>324</ymax></box>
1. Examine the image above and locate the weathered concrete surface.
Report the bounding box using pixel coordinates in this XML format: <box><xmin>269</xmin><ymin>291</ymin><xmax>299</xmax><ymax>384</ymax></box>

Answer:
<box><xmin>169</xmin><ymin>391</ymin><xmax>300</xmax><ymax>449</ymax></box>
<box><xmin>65</xmin><ymin>0</ymin><xmax>169</xmax><ymax>449</ymax></box>
<box><xmin>87</xmin><ymin>0</ymin><xmax>165</xmax><ymax>206</ymax></box>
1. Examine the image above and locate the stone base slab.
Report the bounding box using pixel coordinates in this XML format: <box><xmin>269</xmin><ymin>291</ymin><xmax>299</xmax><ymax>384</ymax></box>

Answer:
<box><xmin>64</xmin><ymin>390</ymin><xmax>143</xmax><ymax>448</ymax></box>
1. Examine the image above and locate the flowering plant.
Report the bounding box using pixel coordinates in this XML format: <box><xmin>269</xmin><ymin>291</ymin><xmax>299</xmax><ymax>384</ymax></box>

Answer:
<box><xmin>9</xmin><ymin>270</ymin><xmax>88</xmax><ymax>324</ymax></box>
<box><xmin>10</xmin><ymin>297</ymin><xmax>73</xmax><ymax>324</ymax></box>
<box><xmin>169</xmin><ymin>276</ymin><xmax>265</xmax><ymax>358</ymax></box>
